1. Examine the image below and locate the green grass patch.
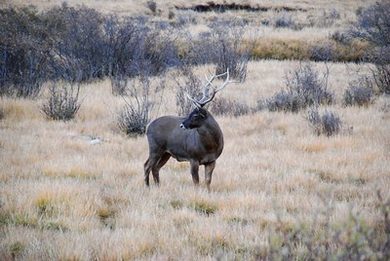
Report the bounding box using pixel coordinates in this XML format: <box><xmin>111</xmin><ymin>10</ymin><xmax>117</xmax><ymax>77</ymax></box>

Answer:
<box><xmin>190</xmin><ymin>200</ymin><xmax>218</xmax><ymax>216</ymax></box>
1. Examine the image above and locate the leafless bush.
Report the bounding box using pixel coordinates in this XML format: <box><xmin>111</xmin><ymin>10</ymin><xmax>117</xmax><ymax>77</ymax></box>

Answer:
<box><xmin>310</xmin><ymin>42</ymin><xmax>335</xmax><ymax>62</ymax></box>
<box><xmin>267</xmin><ymin>64</ymin><xmax>333</xmax><ymax>112</ymax></box>
<box><xmin>307</xmin><ymin>108</ymin><xmax>341</xmax><ymax>136</ymax></box>
<box><xmin>174</xmin><ymin>66</ymin><xmax>203</xmax><ymax>116</ymax></box>
<box><xmin>209</xmin><ymin>97</ymin><xmax>250</xmax><ymax>117</ymax></box>
<box><xmin>117</xmin><ymin>73</ymin><xmax>165</xmax><ymax>136</ymax></box>
<box><xmin>372</xmin><ymin>63</ymin><xmax>390</xmax><ymax>95</ymax></box>
<box><xmin>344</xmin><ymin>77</ymin><xmax>373</xmax><ymax>106</ymax></box>
<box><xmin>352</xmin><ymin>1</ymin><xmax>390</xmax><ymax>94</ymax></box>
<box><xmin>183</xmin><ymin>21</ymin><xmax>249</xmax><ymax>81</ymax></box>
<box><xmin>274</xmin><ymin>12</ymin><xmax>295</xmax><ymax>28</ymax></box>
<box><xmin>146</xmin><ymin>1</ymin><xmax>157</xmax><ymax>14</ymax></box>
<box><xmin>0</xmin><ymin>5</ymin><xmax>179</xmax><ymax>98</ymax></box>
<box><xmin>0</xmin><ymin>7</ymin><xmax>50</xmax><ymax>97</ymax></box>
<box><xmin>354</xmin><ymin>1</ymin><xmax>390</xmax><ymax>47</ymax></box>
<box><xmin>212</xmin><ymin>21</ymin><xmax>249</xmax><ymax>82</ymax></box>
<box><xmin>266</xmin><ymin>90</ymin><xmax>305</xmax><ymax>112</ymax></box>
<box><xmin>41</xmin><ymin>83</ymin><xmax>81</xmax><ymax>121</ymax></box>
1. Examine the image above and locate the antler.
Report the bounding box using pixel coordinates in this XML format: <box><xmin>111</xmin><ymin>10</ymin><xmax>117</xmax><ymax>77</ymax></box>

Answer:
<box><xmin>186</xmin><ymin>69</ymin><xmax>237</xmax><ymax>108</ymax></box>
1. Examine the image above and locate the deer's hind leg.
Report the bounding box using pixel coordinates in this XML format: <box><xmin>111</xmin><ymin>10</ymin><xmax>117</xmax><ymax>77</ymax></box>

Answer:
<box><xmin>152</xmin><ymin>153</ymin><xmax>171</xmax><ymax>185</ymax></box>
<box><xmin>144</xmin><ymin>153</ymin><xmax>161</xmax><ymax>186</ymax></box>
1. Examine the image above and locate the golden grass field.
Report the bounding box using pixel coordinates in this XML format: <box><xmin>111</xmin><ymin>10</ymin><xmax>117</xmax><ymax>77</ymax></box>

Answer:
<box><xmin>1</xmin><ymin>0</ymin><xmax>389</xmax><ymax>260</ymax></box>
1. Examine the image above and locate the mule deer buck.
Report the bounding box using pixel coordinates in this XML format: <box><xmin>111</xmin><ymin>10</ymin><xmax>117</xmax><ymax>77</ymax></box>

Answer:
<box><xmin>144</xmin><ymin>69</ymin><xmax>236</xmax><ymax>191</ymax></box>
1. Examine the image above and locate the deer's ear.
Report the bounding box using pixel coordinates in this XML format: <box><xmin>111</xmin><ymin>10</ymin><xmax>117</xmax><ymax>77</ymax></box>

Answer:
<box><xmin>199</xmin><ymin>111</ymin><xmax>207</xmax><ymax>119</ymax></box>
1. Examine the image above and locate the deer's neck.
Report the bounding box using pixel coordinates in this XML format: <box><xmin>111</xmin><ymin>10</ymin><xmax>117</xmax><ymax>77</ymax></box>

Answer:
<box><xmin>196</xmin><ymin>116</ymin><xmax>223</xmax><ymax>150</ymax></box>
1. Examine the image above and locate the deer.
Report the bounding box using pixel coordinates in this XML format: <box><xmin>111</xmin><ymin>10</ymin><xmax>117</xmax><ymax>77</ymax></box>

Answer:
<box><xmin>144</xmin><ymin>69</ymin><xmax>236</xmax><ymax>191</ymax></box>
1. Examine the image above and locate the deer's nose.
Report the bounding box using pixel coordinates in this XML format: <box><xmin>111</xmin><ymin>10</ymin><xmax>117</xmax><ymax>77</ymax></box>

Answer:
<box><xmin>180</xmin><ymin>123</ymin><xmax>185</xmax><ymax>129</ymax></box>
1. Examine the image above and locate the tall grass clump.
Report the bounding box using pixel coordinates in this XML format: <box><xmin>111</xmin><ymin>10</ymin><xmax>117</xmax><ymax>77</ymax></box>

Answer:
<box><xmin>306</xmin><ymin>108</ymin><xmax>341</xmax><ymax>136</ymax></box>
<box><xmin>266</xmin><ymin>191</ymin><xmax>390</xmax><ymax>259</ymax></box>
<box><xmin>117</xmin><ymin>72</ymin><xmax>165</xmax><ymax>136</ymax></box>
<box><xmin>41</xmin><ymin>83</ymin><xmax>81</xmax><ymax>121</ymax></box>
<box><xmin>266</xmin><ymin>64</ymin><xmax>333</xmax><ymax>112</ymax></box>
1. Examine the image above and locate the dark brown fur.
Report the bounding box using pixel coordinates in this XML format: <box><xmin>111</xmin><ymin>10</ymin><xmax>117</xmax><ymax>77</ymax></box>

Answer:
<box><xmin>144</xmin><ymin>108</ymin><xmax>223</xmax><ymax>191</ymax></box>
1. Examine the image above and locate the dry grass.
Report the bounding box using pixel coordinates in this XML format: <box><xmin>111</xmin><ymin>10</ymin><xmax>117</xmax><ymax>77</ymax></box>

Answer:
<box><xmin>1</xmin><ymin>60</ymin><xmax>389</xmax><ymax>259</ymax></box>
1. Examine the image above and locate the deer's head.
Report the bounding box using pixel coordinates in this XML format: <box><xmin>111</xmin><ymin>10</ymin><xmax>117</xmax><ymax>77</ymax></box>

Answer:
<box><xmin>180</xmin><ymin>69</ymin><xmax>236</xmax><ymax>130</ymax></box>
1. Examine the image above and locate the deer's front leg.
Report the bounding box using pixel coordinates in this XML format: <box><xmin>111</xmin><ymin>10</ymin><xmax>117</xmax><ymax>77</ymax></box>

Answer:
<box><xmin>190</xmin><ymin>160</ymin><xmax>199</xmax><ymax>185</ymax></box>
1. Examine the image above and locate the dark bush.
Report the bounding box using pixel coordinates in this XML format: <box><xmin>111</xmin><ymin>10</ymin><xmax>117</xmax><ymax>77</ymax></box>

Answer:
<box><xmin>146</xmin><ymin>1</ymin><xmax>157</xmax><ymax>14</ymax></box>
<box><xmin>355</xmin><ymin>1</ymin><xmax>390</xmax><ymax>47</ymax></box>
<box><xmin>0</xmin><ymin>5</ymin><xmax>179</xmax><ymax>98</ymax></box>
<box><xmin>266</xmin><ymin>90</ymin><xmax>305</xmax><ymax>112</ymax></box>
<box><xmin>353</xmin><ymin>1</ymin><xmax>390</xmax><ymax>94</ymax></box>
<box><xmin>41</xmin><ymin>83</ymin><xmax>81</xmax><ymax>121</ymax></box>
<box><xmin>209</xmin><ymin>97</ymin><xmax>250</xmax><ymax>117</ymax></box>
<box><xmin>267</xmin><ymin>64</ymin><xmax>333</xmax><ymax>112</ymax></box>
<box><xmin>118</xmin><ymin>104</ymin><xmax>149</xmax><ymax>136</ymax></box>
<box><xmin>183</xmin><ymin>20</ymin><xmax>249</xmax><ymax>82</ymax></box>
<box><xmin>0</xmin><ymin>6</ymin><xmax>52</xmax><ymax>97</ymax></box>
<box><xmin>212</xmin><ymin>21</ymin><xmax>249</xmax><ymax>82</ymax></box>
<box><xmin>310</xmin><ymin>42</ymin><xmax>335</xmax><ymax>62</ymax></box>
<box><xmin>307</xmin><ymin>108</ymin><xmax>341</xmax><ymax>136</ymax></box>
<box><xmin>344</xmin><ymin>77</ymin><xmax>373</xmax><ymax>106</ymax></box>
<box><xmin>117</xmin><ymin>73</ymin><xmax>165</xmax><ymax>136</ymax></box>
<box><xmin>372</xmin><ymin>64</ymin><xmax>390</xmax><ymax>95</ymax></box>
<box><xmin>274</xmin><ymin>12</ymin><xmax>295</xmax><ymax>28</ymax></box>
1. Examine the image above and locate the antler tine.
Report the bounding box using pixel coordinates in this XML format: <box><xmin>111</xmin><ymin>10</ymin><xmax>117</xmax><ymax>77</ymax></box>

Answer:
<box><xmin>198</xmin><ymin>69</ymin><xmax>237</xmax><ymax>106</ymax></box>
<box><xmin>186</xmin><ymin>92</ymin><xmax>201</xmax><ymax>108</ymax></box>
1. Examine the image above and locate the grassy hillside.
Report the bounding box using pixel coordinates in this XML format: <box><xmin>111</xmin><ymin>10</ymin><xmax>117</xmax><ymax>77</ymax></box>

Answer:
<box><xmin>1</xmin><ymin>61</ymin><xmax>389</xmax><ymax>259</ymax></box>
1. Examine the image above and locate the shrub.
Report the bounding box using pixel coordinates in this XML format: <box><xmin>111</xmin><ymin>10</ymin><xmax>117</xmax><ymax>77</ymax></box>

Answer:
<box><xmin>307</xmin><ymin>108</ymin><xmax>341</xmax><ymax>136</ymax></box>
<box><xmin>274</xmin><ymin>12</ymin><xmax>295</xmax><ymax>28</ymax></box>
<box><xmin>372</xmin><ymin>63</ymin><xmax>390</xmax><ymax>95</ymax></box>
<box><xmin>212</xmin><ymin>21</ymin><xmax>249</xmax><ymax>82</ymax></box>
<box><xmin>310</xmin><ymin>42</ymin><xmax>335</xmax><ymax>62</ymax></box>
<box><xmin>353</xmin><ymin>1</ymin><xmax>390</xmax><ymax>94</ymax></box>
<box><xmin>267</xmin><ymin>64</ymin><xmax>333</xmax><ymax>112</ymax></box>
<box><xmin>0</xmin><ymin>6</ymin><xmax>50</xmax><ymax>97</ymax></box>
<box><xmin>209</xmin><ymin>97</ymin><xmax>250</xmax><ymax>117</ymax></box>
<box><xmin>266</xmin><ymin>90</ymin><xmax>305</xmax><ymax>112</ymax></box>
<box><xmin>146</xmin><ymin>1</ymin><xmax>157</xmax><ymax>14</ymax></box>
<box><xmin>41</xmin><ymin>83</ymin><xmax>81</xmax><ymax>121</ymax></box>
<box><xmin>344</xmin><ymin>77</ymin><xmax>373</xmax><ymax>106</ymax></box>
<box><xmin>117</xmin><ymin>73</ymin><xmax>165</xmax><ymax>136</ymax></box>
<box><xmin>110</xmin><ymin>74</ymin><xmax>128</xmax><ymax>96</ymax></box>
<box><xmin>355</xmin><ymin>1</ymin><xmax>390</xmax><ymax>47</ymax></box>
<box><xmin>174</xmin><ymin>66</ymin><xmax>203</xmax><ymax>116</ymax></box>
<box><xmin>183</xmin><ymin>20</ymin><xmax>249</xmax><ymax>82</ymax></box>
<box><xmin>0</xmin><ymin>5</ymin><xmax>179</xmax><ymax>98</ymax></box>
<box><xmin>118</xmin><ymin>104</ymin><xmax>149</xmax><ymax>136</ymax></box>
